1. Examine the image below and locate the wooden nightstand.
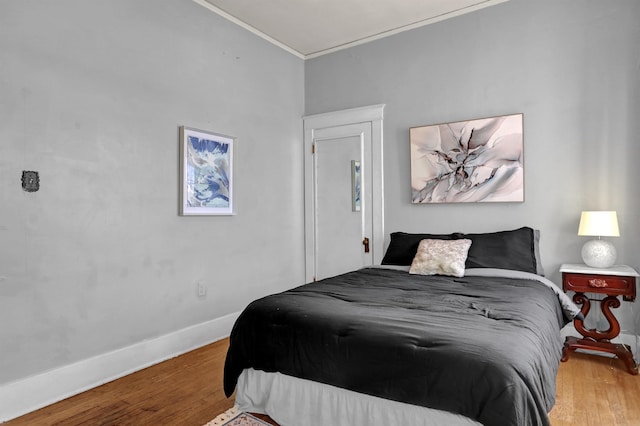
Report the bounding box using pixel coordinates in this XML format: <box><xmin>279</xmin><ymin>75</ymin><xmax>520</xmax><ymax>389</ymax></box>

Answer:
<box><xmin>560</xmin><ymin>263</ymin><xmax>639</xmax><ymax>375</ymax></box>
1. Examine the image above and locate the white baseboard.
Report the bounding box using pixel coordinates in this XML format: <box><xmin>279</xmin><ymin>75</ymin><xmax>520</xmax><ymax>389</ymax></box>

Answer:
<box><xmin>0</xmin><ymin>312</ymin><xmax>240</xmax><ymax>423</ymax></box>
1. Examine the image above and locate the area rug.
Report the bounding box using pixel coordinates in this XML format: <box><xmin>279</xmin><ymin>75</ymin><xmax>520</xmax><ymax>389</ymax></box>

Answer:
<box><xmin>204</xmin><ymin>405</ymin><xmax>272</xmax><ymax>426</ymax></box>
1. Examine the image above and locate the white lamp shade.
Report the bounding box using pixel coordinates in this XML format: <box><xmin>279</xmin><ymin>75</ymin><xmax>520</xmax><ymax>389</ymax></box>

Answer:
<box><xmin>577</xmin><ymin>211</ymin><xmax>620</xmax><ymax>237</ymax></box>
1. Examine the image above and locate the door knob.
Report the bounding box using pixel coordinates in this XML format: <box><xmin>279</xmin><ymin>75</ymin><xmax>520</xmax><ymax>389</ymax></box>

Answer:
<box><xmin>363</xmin><ymin>237</ymin><xmax>370</xmax><ymax>253</ymax></box>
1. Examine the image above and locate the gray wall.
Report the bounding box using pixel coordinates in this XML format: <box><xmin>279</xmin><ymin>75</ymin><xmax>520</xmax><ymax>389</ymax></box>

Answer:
<box><xmin>305</xmin><ymin>0</ymin><xmax>640</xmax><ymax>333</ymax></box>
<box><xmin>2</xmin><ymin>0</ymin><xmax>639</xmax><ymax>389</ymax></box>
<box><xmin>0</xmin><ymin>0</ymin><xmax>305</xmax><ymax>384</ymax></box>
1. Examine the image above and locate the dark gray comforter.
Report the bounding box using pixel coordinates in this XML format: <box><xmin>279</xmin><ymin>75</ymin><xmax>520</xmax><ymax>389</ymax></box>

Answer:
<box><xmin>224</xmin><ymin>267</ymin><xmax>571</xmax><ymax>426</ymax></box>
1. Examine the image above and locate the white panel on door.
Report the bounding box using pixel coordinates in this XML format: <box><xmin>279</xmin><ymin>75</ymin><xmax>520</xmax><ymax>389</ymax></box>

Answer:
<box><xmin>315</xmin><ymin>133</ymin><xmax>371</xmax><ymax>279</ymax></box>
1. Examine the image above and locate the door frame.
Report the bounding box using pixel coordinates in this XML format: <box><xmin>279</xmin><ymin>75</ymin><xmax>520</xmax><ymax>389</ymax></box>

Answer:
<box><xmin>303</xmin><ymin>104</ymin><xmax>385</xmax><ymax>282</ymax></box>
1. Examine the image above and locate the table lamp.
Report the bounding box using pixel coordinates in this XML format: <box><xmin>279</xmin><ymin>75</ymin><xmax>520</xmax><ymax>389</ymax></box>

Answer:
<box><xmin>578</xmin><ymin>211</ymin><xmax>620</xmax><ymax>268</ymax></box>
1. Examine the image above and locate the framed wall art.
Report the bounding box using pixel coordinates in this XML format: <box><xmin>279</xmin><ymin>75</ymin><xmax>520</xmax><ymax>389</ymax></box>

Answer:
<box><xmin>179</xmin><ymin>126</ymin><xmax>235</xmax><ymax>215</ymax></box>
<box><xmin>410</xmin><ymin>113</ymin><xmax>524</xmax><ymax>204</ymax></box>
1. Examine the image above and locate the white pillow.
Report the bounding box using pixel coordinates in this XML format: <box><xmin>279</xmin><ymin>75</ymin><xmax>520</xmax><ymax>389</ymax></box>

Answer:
<box><xmin>409</xmin><ymin>239</ymin><xmax>472</xmax><ymax>278</ymax></box>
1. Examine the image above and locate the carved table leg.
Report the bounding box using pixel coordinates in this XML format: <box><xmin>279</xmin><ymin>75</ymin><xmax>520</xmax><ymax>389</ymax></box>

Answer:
<box><xmin>561</xmin><ymin>336</ymin><xmax>639</xmax><ymax>375</ymax></box>
<box><xmin>614</xmin><ymin>344</ymin><xmax>639</xmax><ymax>375</ymax></box>
<box><xmin>562</xmin><ymin>293</ymin><xmax>638</xmax><ymax>374</ymax></box>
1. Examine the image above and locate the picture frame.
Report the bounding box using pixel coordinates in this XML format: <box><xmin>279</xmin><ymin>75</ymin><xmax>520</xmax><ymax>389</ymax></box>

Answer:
<box><xmin>410</xmin><ymin>113</ymin><xmax>524</xmax><ymax>204</ymax></box>
<box><xmin>179</xmin><ymin>126</ymin><xmax>235</xmax><ymax>215</ymax></box>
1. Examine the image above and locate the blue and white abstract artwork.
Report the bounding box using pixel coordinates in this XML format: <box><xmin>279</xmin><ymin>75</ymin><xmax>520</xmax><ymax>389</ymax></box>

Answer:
<box><xmin>180</xmin><ymin>127</ymin><xmax>234</xmax><ymax>215</ymax></box>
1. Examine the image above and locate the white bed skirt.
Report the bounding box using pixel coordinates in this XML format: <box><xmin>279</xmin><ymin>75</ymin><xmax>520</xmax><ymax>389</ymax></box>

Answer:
<box><xmin>235</xmin><ymin>368</ymin><xmax>481</xmax><ymax>426</ymax></box>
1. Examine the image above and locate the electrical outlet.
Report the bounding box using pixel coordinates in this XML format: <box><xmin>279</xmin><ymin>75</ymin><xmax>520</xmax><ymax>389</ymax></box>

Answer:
<box><xmin>197</xmin><ymin>281</ymin><xmax>207</xmax><ymax>298</ymax></box>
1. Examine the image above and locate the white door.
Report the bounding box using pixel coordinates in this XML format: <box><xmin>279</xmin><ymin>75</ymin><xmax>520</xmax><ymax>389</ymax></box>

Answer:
<box><xmin>303</xmin><ymin>105</ymin><xmax>385</xmax><ymax>282</ymax></box>
<box><xmin>314</xmin><ymin>124</ymin><xmax>372</xmax><ymax>279</ymax></box>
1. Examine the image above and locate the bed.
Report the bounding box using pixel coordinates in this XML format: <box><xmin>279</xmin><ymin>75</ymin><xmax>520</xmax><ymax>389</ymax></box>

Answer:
<box><xmin>223</xmin><ymin>227</ymin><xmax>581</xmax><ymax>426</ymax></box>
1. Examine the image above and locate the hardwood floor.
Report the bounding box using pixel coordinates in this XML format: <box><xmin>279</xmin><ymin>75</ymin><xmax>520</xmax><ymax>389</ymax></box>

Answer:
<box><xmin>4</xmin><ymin>338</ymin><xmax>640</xmax><ymax>425</ymax></box>
<box><xmin>549</xmin><ymin>351</ymin><xmax>640</xmax><ymax>426</ymax></box>
<box><xmin>3</xmin><ymin>339</ymin><xmax>235</xmax><ymax>426</ymax></box>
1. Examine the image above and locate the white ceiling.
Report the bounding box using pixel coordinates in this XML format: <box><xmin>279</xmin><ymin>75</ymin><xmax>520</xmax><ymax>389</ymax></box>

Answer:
<box><xmin>194</xmin><ymin>0</ymin><xmax>509</xmax><ymax>59</ymax></box>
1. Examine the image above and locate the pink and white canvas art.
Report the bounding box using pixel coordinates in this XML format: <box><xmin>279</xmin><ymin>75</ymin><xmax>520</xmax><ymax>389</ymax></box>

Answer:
<box><xmin>410</xmin><ymin>113</ymin><xmax>524</xmax><ymax>203</ymax></box>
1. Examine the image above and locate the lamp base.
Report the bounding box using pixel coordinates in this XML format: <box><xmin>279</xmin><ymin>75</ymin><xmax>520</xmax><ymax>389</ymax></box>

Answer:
<box><xmin>581</xmin><ymin>239</ymin><xmax>617</xmax><ymax>268</ymax></box>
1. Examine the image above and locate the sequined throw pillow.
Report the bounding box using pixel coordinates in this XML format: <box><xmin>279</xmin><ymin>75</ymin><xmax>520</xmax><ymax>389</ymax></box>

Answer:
<box><xmin>409</xmin><ymin>239</ymin><xmax>472</xmax><ymax>278</ymax></box>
